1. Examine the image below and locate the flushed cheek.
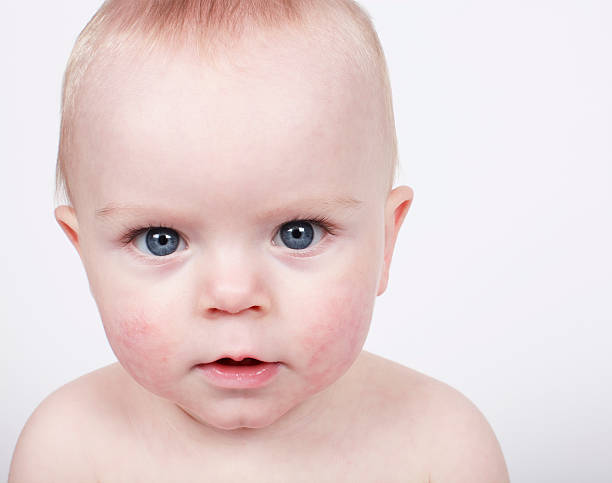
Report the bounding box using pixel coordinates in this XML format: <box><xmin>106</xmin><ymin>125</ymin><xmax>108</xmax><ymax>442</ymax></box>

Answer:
<box><xmin>101</xmin><ymin>304</ymin><xmax>180</xmax><ymax>393</ymax></box>
<box><xmin>298</xmin><ymin>281</ymin><xmax>375</xmax><ymax>387</ymax></box>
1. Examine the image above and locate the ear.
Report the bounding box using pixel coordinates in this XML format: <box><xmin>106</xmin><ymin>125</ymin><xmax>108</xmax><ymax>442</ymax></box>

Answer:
<box><xmin>54</xmin><ymin>205</ymin><xmax>81</xmax><ymax>256</ymax></box>
<box><xmin>377</xmin><ymin>185</ymin><xmax>414</xmax><ymax>296</ymax></box>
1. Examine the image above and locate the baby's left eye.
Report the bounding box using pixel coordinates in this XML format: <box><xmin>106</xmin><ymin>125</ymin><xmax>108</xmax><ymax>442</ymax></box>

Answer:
<box><xmin>273</xmin><ymin>220</ymin><xmax>326</xmax><ymax>250</ymax></box>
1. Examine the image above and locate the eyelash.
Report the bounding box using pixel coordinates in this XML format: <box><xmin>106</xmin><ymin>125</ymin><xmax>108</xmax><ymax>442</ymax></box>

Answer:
<box><xmin>119</xmin><ymin>222</ymin><xmax>180</xmax><ymax>247</ymax></box>
<box><xmin>118</xmin><ymin>216</ymin><xmax>338</xmax><ymax>252</ymax></box>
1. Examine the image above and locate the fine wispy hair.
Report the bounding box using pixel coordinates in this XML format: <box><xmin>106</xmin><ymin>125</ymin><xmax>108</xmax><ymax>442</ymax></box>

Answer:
<box><xmin>55</xmin><ymin>0</ymin><xmax>398</xmax><ymax>207</ymax></box>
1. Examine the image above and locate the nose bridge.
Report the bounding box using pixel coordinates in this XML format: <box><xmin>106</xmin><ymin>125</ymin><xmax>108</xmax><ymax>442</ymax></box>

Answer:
<box><xmin>199</xmin><ymin>241</ymin><xmax>267</xmax><ymax>316</ymax></box>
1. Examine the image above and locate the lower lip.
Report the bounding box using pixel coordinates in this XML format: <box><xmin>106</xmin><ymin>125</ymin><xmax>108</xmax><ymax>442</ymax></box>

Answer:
<box><xmin>196</xmin><ymin>361</ymin><xmax>281</xmax><ymax>389</ymax></box>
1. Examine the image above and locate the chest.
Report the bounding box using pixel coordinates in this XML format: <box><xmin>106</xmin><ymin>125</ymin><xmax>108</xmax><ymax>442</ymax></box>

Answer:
<box><xmin>95</xmin><ymin>426</ymin><xmax>428</xmax><ymax>483</ymax></box>
<box><xmin>94</xmin><ymin>355</ymin><xmax>430</xmax><ymax>482</ymax></box>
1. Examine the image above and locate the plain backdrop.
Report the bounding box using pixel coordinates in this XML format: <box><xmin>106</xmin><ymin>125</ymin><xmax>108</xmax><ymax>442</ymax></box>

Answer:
<box><xmin>2</xmin><ymin>1</ymin><xmax>611</xmax><ymax>481</ymax></box>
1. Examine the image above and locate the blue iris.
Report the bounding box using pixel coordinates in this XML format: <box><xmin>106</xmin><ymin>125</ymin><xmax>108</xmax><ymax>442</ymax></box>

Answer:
<box><xmin>279</xmin><ymin>221</ymin><xmax>314</xmax><ymax>250</ymax></box>
<box><xmin>145</xmin><ymin>228</ymin><xmax>179</xmax><ymax>256</ymax></box>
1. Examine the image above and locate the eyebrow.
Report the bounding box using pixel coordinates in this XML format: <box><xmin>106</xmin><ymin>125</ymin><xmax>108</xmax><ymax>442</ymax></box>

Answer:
<box><xmin>94</xmin><ymin>196</ymin><xmax>362</xmax><ymax>220</ymax></box>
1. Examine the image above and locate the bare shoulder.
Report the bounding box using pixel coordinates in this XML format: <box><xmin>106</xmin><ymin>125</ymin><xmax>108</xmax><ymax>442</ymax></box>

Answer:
<box><xmin>9</xmin><ymin>363</ymin><xmax>128</xmax><ymax>483</ymax></box>
<box><xmin>358</xmin><ymin>352</ymin><xmax>510</xmax><ymax>483</ymax></box>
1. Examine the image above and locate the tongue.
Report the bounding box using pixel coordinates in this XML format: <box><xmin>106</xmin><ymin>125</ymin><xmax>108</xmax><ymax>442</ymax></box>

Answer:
<box><xmin>217</xmin><ymin>358</ymin><xmax>262</xmax><ymax>366</ymax></box>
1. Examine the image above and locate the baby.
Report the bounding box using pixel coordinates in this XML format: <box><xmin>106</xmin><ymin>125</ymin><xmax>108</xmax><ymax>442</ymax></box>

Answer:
<box><xmin>10</xmin><ymin>1</ymin><xmax>509</xmax><ymax>481</ymax></box>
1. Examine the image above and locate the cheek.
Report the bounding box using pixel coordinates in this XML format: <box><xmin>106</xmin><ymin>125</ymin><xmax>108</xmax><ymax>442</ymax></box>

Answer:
<box><xmin>298</xmin><ymin>274</ymin><xmax>376</xmax><ymax>385</ymax></box>
<box><xmin>100</xmin><ymin>302</ymin><xmax>179</xmax><ymax>393</ymax></box>
<box><xmin>293</xmin><ymin>230</ymin><xmax>383</xmax><ymax>389</ymax></box>
<box><xmin>84</xmin><ymin>255</ymin><xmax>187</xmax><ymax>394</ymax></box>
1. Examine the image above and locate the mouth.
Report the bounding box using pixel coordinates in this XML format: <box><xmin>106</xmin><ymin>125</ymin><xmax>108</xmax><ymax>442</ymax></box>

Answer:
<box><xmin>196</xmin><ymin>358</ymin><xmax>281</xmax><ymax>388</ymax></box>
<box><xmin>214</xmin><ymin>357</ymin><xmax>264</xmax><ymax>366</ymax></box>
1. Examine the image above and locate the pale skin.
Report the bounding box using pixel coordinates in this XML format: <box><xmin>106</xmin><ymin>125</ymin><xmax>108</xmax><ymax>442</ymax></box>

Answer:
<box><xmin>10</xmin><ymin>28</ymin><xmax>509</xmax><ymax>482</ymax></box>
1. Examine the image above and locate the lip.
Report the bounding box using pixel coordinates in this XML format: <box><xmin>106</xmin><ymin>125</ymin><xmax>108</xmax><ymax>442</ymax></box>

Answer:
<box><xmin>196</xmin><ymin>361</ymin><xmax>281</xmax><ymax>389</ymax></box>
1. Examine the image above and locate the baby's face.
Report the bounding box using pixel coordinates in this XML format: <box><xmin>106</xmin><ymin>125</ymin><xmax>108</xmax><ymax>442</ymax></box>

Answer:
<box><xmin>57</xmin><ymin>34</ymin><xmax>410</xmax><ymax>434</ymax></box>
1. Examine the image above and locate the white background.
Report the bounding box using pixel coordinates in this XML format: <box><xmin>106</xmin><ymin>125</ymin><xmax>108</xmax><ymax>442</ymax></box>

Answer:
<box><xmin>2</xmin><ymin>1</ymin><xmax>611</xmax><ymax>481</ymax></box>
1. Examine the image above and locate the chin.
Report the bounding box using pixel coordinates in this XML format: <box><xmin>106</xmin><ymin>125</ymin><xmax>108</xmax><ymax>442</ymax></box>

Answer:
<box><xmin>210</xmin><ymin>410</ymin><xmax>283</xmax><ymax>431</ymax></box>
<box><xmin>179</xmin><ymin>397</ymin><xmax>295</xmax><ymax>433</ymax></box>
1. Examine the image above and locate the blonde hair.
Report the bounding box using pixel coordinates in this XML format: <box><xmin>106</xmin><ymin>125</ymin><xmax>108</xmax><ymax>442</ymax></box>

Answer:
<box><xmin>55</xmin><ymin>0</ymin><xmax>398</xmax><ymax>207</ymax></box>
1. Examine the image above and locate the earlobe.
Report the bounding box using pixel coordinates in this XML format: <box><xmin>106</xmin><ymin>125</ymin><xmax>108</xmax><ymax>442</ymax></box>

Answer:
<box><xmin>377</xmin><ymin>186</ymin><xmax>414</xmax><ymax>296</ymax></box>
<box><xmin>54</xmin><ymin>205</ymin><xmax>81</xmax><ymax>255</ymax></box>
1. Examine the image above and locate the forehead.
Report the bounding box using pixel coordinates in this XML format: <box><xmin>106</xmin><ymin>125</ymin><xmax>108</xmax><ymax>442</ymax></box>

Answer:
<box><xmin>72</xmin><ymin>32</ymin><xmax>387</xmax><ymax>215</ymax></box>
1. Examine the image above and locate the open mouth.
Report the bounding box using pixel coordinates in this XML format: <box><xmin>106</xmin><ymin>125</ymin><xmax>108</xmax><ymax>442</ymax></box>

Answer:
<box><xmin>197</xmin><ymin>358</ymin><xmax>280</xmax><ymax>388</ymax></box>
<box><xmin>215</xmin><ymin>357</ymin><xmax>263</xmax><ymax>366</ymax></box>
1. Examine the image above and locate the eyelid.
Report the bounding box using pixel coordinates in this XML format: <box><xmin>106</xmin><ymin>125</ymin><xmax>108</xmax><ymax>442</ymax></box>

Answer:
<box><xmin>128</xmin><ymin>243</ymin><xmax>185</xmax><ymax>266</ymax></box>
<box><xmin>120</xmin><ymin>224</ymin><xmax>178</xmax><ymax>244</ymax></box>
<box><xmin>278</xmin><ymin>215</ymin><xmax>338</xmax><ymax>235</ymax></box>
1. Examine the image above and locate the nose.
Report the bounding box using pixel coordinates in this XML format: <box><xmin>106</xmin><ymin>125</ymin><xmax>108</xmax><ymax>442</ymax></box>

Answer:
<box><xmin>198</xmin><ymin>247</ymin><xmax>269</xmax><ymax>317</ymax></box>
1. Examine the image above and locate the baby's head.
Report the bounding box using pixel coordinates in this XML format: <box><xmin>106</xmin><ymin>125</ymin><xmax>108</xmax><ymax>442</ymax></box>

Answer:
<box><xmin>54</xmin><ymin>0</ymin><xmax>413</xmax><ymax>435</ymax></box>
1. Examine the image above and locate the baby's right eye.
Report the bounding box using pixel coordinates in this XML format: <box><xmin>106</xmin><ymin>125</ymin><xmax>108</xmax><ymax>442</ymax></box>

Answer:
<box><xmin>130</xmin><ymin>226</ymin><xmax>186</xmax><ymax>257</ymax></box>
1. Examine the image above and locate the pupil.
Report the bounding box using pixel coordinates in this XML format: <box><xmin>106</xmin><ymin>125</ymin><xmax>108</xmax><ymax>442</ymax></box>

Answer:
<box><xmin>291</xmin><ymin>228</ymin><xmax>302</xmax><ymax>239</ymax></box>
<box><xmin>158</xmin><ymin>235</ymin><xmax>168</xmax><ymax>246</ymax></box>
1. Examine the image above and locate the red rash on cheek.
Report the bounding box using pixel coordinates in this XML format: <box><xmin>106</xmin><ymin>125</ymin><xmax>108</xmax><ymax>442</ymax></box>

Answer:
<box><xmin>102</xmin><ymin>306</ymin><xmax>175</xmax><ymax>390</ymax></box>
<box><xmin>300</xmin><ymin>282</ymin><xmax>374</xmax><ymax>385</ymax></box>
<box><xmin>114</xmin><ymin>310</ymin><xmax>160</xmax><ymax>353</ymax></box>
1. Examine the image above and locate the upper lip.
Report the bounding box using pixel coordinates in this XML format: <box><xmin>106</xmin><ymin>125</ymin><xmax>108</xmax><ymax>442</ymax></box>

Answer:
<box><xmin>207</xmin><ymin>355</ymin><xmax>270</xmax><ymax>364</ymax></box>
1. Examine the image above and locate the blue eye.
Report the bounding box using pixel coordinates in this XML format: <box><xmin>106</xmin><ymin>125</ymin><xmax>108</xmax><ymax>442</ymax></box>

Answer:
<box><xmin>134</xmin><ymin>227</ymin><xmax>183</xmax><ymax>256</ymax></box>
<box><xmin>276</xmin><ymin>221</ymin><xmax>323</xmax><ymax>250</ymax></box>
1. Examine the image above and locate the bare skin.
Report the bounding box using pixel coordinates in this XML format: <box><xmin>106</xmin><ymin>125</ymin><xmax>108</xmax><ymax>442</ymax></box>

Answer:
<box><xmin>10</xmin><ymin>351</ymin><xmax>508</xmax><ymax>482</ymax></box>
<box><xmin>45</xmin><ymin>352</ymin><xmax>435</xmax><ymax>482</ymax></box>
<box><xmin>9</xmin><ymin>24</ymin><xmax>509</xmax><ymax>483</ymax></box>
